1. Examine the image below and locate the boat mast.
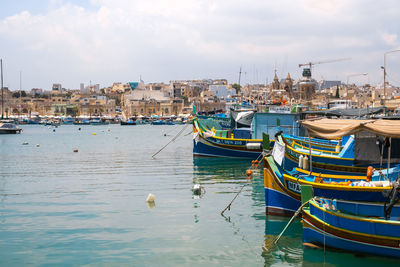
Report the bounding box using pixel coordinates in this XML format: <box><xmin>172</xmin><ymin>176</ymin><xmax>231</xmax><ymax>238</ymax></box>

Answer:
<box><xmin>19</xmin><ymin>70</ymin><xmax>22</xmax><ymax>117</ymax></box>
<box><xmin>1</xmin><ymin>59</ymin><xmax>3</xmax><ymax>119</ymax></box>
<box><xmin>238</xmin><ymin>66</ymin><xmax>242</xmax><ymax>103</ymax></box>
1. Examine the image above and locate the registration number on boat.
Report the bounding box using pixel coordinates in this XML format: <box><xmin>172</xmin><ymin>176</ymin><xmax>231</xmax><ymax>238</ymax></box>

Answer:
<box><xmin>287</xmin><ymin>180</ymin><xmax>301</xmax><ymax>193</ymax></box>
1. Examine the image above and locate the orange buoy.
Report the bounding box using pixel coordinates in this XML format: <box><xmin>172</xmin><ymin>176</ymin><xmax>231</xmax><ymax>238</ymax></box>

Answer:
<box><xmin>246</xmin><ymin>169</ymin><xmax>253</xmax><ymax>178</ymax></box>
<box><xmin>366</xmin><ymin>166</ymin><xmax>373</xmax><ymax>182</ymax></box>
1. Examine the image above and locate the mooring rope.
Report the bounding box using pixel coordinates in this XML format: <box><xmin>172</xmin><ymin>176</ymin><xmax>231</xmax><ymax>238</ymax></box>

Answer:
<box><xmin>220</xmin><ymin>183</ymin><xmax>249</xmax><ymax>216</ymax></box>
<box><xmin>262</xmin><ymin>199</ymin><xmax>312</xmax><ymax>252</ymax></box>
<box><xmin>151</xmin><ymin>123</ymin><xmax>189</xmax><ymax>158</ymax></box>
<box><xmin>220</xmin><ymin>152</ymin><xmax>266</xmax><ymax>216</ymax></box>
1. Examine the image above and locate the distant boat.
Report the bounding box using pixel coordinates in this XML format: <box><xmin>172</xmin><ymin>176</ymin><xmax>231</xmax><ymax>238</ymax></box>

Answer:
<box><xmin>151</xmin><ymin>119</ymin><xmax>174</xmax><ymax>125</ymax></box>
<box><xmin>0</xmin><ymin>59</ymin><xmax>21</xmax><ymax>134</ymax></box>
<box><xmin>89</xmin><ymin>118</ymin><xmax>109</xmax><ymax>125</ymax></box>
<box><xmin>0</xmin><ymin>122</ymin><xmax>22</xmax><ymax>134</ymax></box>
<box><xmin>120</xmin><ymin>119</ymin><xmax>136</xmax><ymax>125</ymax></box>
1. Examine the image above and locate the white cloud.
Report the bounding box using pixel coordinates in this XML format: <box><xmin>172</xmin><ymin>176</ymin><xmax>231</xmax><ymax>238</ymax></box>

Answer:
<box><xmin>0</xmin><ymin>0</ymin><xmax>399</xmax><ymax>89</ymax></box>
<box><xmin>382</xmin><ymin>33</ymin><xmax>398</xmax><ymax>46</ymax></box>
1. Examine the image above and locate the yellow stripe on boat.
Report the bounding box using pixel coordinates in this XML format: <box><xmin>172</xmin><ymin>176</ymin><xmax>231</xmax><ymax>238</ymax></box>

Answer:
<box><xmin>309</xmin><ymin>200</ymin><xmax>400</xmax><ymax>227</ymax></box>
<box><xmin>295</xmin><ymin>168</ymin><xmax>367</xmax><ymax>180</ymax></box>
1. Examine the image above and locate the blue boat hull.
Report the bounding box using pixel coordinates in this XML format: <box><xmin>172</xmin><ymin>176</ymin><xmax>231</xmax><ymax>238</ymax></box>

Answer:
<box><xmin>303</xmin><ymin>225</ymin><xmax>400</xmax><ymax>258</ymax></box>
<box><xmin>263</xmin><ymin>155</ymin><xmax>400</xmax><ymax>217</ymax></box>
<box><xmin>302</xmin><ymin>200</ymin><xmax>400</xmax><ymax>258</ymax></box>
<box><xmin>193</xmin><ymin>139</ymin><xmax>262</xmax><ymax>159</ymax></box>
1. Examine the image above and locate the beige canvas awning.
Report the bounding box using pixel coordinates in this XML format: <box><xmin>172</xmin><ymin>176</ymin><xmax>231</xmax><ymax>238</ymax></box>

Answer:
<box><xmin>300</xmin><ymin>118</ymin><xmax>400</xmax><ymax>139</ymax></box>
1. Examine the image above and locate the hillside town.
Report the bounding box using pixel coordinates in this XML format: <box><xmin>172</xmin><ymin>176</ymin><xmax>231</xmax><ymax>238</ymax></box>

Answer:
<box><xmin>1</xmin><ymin>68</ymin><xmax>400</xmax><ymax>120</ymax></box>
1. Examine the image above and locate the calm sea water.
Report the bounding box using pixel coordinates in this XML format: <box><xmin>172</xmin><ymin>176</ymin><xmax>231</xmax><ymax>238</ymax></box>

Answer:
<box><xmin>1</xmin><ymin>124</ymin><xmax>399</xmax><ymax>266</ymax></box>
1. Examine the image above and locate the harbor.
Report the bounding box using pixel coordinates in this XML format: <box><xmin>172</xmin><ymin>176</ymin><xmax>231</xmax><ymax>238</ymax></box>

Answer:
<box><xmin>2</xmin><ymin>1</ymin><xmax>400</xmax><ymax>265</ymax></box>
<box><xmin>0</xmin><ymin>116</ymin><xmax>399</xmax><ymax>265</ymax></box>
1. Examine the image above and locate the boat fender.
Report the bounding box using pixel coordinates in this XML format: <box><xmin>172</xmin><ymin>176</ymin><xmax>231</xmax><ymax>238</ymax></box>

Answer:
<box><xmin>246</xmin><ymin>143</ymin><xmax>261</xmax><ymax>150</ymax></box>
<box><xmin>298</xmin><ymin>155</ymin><xmax>304</xmax><ymax>169</ymax></box>
<box><xmin>366</xmin><ymin>166</ymin><xmax>374</xmax><ymax>182</ymax></box>
<box><xmin>303</xmin><ymin>156</ymin><xmax>309</xmax><ymax>171</ymax></box>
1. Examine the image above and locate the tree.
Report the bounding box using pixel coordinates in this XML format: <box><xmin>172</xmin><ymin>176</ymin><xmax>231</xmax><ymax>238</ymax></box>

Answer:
<box><xmin>232</xmin><ymin>83</ymin><xmax>241</xmax><ymax>94</ymax></box>
<box><xmin>335</xmin><ymin>86</ymin><xmax>340</xmax><ymax>98</ymax></box>
<box><xmin>65</xmin><ymin>92</ymin><xmax>72</xmax><ymax>98</ymax></box>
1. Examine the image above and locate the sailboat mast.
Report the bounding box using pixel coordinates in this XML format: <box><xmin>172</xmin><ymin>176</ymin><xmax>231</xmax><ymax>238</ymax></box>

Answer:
<box><xmin>19</xmin><ymin>70</ymin><xmax>22</xmax><ymax>116</ymax></box>
<box><xmin>238</xmin><ymin>66</ymin><xmax>242</xmax><ymax>89</ymax></box>
<box><xmin>1</xmin><ymin>59</ymin><xmax>3</xmax><ymax>119</ymax></box>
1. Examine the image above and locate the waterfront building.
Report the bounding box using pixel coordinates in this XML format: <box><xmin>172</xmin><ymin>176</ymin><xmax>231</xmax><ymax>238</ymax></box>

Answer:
<box><xmin>111</xmin><ymin>82</ymin><xmax>131</xmax><ymax>93</ymax></box>
<box><xmin>52</xmin><ymin>83</ymin><xmax>63</xmax><ymax>94</ymax></box>
<box><xmin>30</xmin><ymin>88</ymin><xmax>43</xmax><ymax>97</ymax></box>
<box><xmin>209</xmin><ymin>84</ymin><xmax>234</xmax><ymax>99</ymax></box>
<box><xmin>319</xmin><ymin>80</ymin><xmax>342</xmax><ymax>90</ymax></box>
<box><xmin>123</xmin><ymin>88</ymin><xmax>181</xmax><ymax>116</ymax></box>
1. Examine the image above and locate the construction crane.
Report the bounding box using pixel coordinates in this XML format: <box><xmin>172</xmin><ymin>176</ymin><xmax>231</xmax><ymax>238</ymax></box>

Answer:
<box><xmin>298</xmin><ymin>58</ymin><xmax>351</xmax><ymax>78</ymax></box>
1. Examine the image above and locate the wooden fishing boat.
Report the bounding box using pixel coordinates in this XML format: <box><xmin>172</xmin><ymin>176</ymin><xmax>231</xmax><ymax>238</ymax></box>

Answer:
<box><xmin>278</xmin><ymin>133</ymin><xmax>366</xmax><ymax>175</ymax></box>
<box><xmin>193</xmin><ymin>117</ymin><xmax>267</xmax><ymax>158</ymax></box>
<box><xmin>263</xmin><ymin>154</ymin><xmax>400</xmax><ymax>217</ymax></box>
<box><xmin>281</xmin><ymin>118</ymin><xmax>400</xmax><ymax>175</ymax></box>
<box><xmin>264</xmin><ymin>118</ymin><xmax>400</xmax><ymax>216</ymax></box>
<box><xmin>302</xmin><ymin>198</ymin><xmax>400</xmax><ymax>258</ymax></box>
<box><xmin>192</xmin><ymin>112</ymin><xmax>315</xmax><ymax>159</ymax></box>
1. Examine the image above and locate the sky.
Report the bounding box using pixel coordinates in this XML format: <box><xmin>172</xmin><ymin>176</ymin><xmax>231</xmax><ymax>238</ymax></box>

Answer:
<box><xmin>0</xmin><ymin>0</ymin><xmax>399</xmax><ymax>90</ymax></box>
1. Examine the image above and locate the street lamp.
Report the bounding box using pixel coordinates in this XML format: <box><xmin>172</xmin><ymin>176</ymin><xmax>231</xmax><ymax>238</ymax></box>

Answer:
<box><xmin>383</xmin><ymin>49</ymin><xmax>400</xmax><ymax>99</ymax></box>
<box><xmin>346</xmin><ymin>73</ymin><xmax>368</xmax><ymax>86</ymax></box>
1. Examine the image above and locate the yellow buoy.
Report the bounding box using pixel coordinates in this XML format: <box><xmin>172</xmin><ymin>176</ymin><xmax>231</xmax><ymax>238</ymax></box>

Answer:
<box><xmin>93</xmin><ymin>133</ymin><xmax>97</xmax><ymax>135</ymax></box>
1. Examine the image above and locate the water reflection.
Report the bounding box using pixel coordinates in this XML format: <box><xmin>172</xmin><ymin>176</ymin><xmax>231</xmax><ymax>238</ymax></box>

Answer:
<box><xmin>193</xmin><ymin>157</ymin><xmax>251</xmax><ymax>179</ymax></box>
<box><xmin>302</xmin><ymin>242</ymin><xmax>400</xmax><ymax>267</ymax></box>
<box><xmin>262</xmin><ymin>215</ymin><xmax>303</xmax><ymax>266</ymax></box>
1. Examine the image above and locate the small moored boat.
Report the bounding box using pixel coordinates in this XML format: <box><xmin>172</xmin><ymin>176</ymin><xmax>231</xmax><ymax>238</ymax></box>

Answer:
<box><xmin>0</xmin><ymin>122</ymin><xmax>22</xmax><ymax>134</ymax></box>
